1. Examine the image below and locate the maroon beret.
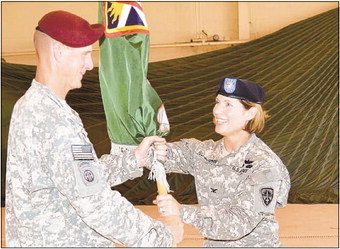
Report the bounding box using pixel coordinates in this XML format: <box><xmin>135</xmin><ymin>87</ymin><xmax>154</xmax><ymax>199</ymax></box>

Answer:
<box><xmin>37</xmin><ymin>10</ymin><xmax>104</xmax><ymax>48</ymax></box>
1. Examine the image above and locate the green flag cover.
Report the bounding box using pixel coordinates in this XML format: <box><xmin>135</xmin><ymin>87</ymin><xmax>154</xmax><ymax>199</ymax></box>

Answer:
<box><xmin>98</xmin><ymin>1</ymin><xmax>169</xmax><ymax>146</ymax></box>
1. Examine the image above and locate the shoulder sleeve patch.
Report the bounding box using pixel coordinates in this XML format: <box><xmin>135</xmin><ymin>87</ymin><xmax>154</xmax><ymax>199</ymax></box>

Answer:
<box><xmin>73</xmin><ymin>161</ymin><xmax>104</xmax><ymax>197</ymax></box>
<box><xmin>254</xmin><ymin>181</ymin><xmax>280</xmax><ymax>214</ymax></box>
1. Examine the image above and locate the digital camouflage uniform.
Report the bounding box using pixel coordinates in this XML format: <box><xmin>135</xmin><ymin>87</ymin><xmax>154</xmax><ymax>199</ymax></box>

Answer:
<box><xmin>5</xmin><ymin>80</ymin><xmax>173</xmax><ymax>247</ymax></box>
<box><xmin>165</xmin><ymin>134</ymin><xmax>290</xmax><ymax>247</ymax></box>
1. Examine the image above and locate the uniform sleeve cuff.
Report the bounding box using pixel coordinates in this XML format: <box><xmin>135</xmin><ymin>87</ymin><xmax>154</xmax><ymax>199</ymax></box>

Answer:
<box><xmin>180</xmin><ymin>204</ymin><xmax>200</xmax><ymax>225</ymax></box>
<box><xmin>124</xmin><ymin>150</ymin><xmax>144</xmax><ymax>179</ymax></box>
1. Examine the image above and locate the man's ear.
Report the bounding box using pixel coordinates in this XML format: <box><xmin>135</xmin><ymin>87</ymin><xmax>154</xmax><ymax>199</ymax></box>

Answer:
<box><xmin>246</xmin><ymin>107</ymin><xmax>258</xmax><ymax>121</ymax></box>
<box><xmin>52</xmin><ymin>41</ymin><xmax>64</xmax><ymax>63</ymax></box>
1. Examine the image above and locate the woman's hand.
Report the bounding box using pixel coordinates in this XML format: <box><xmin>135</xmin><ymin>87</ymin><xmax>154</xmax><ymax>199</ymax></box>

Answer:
<box><xmin>153</xmin><ymin>194</ymin><xmax>181</xmax><ymax>217</ymax></box>
<box><xmin>154</xmin><ymin>194</ymin><xmax>184</xmax><ymax>244</ymax></box>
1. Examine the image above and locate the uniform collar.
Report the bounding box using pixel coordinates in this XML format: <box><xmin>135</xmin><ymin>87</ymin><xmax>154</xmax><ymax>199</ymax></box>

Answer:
<box><xmin>31</xmin><ymin>79</ymin><xmax>80</xmax><ymax>119</ymax></box>
<box><xmin>32</xmin><ymin>79</ymin><xmax>65</xmax><ymax>108</ymax></box>
<box><xmin>216</xmin><ymin>133</ymin><xmax>258</xmax><ymax>166</ymax></box>
<box><xmin>221</xmin><ymin>133</ymin><xmax>257</xmax><ymax>155</ymax></box>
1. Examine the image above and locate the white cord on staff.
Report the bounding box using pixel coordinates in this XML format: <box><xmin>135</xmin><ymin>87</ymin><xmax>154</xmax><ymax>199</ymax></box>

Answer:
<box><xmin>148</xmin><ymin>145</ymin><xmax>171</xmax><ymax>193</ymax></box>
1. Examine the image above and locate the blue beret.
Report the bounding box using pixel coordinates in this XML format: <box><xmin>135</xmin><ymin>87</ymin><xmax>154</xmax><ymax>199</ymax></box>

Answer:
<box><xmin>217</xmin><ymin>77</ymin><xmax>265</xmax><ymax>104</ymax></box>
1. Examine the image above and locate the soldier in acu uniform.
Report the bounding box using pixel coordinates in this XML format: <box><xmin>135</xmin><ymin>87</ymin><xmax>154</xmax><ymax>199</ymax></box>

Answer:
<box><xmin>155</xmin><ymin>77</ymin><xmax>291</xmax><ymax>247</ymax></box>
<box><xmin>5</xmin><ymin>10</ymin><xmax>183</xmax><ymax>247</ymax></box>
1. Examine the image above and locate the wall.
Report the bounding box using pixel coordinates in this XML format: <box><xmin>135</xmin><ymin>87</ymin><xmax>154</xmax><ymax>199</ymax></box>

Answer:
<box><xmin>2</xmin><ymin>1</ymin><xmax>99</xmax><ymax>65</ymax></box>
<box><xmin>144</xmin><ymin>2</ymin><xmax>239</xmax><ymax>43</ymax></box>
<box><xmin>1</xmin><ymin>1</ymin><xmax>338</xmax><ymax>64</ymax></box>
<box><xmin>2</xmin><ymin>2</ymin><xmax>98</xmax><ymax>53</ymax></box>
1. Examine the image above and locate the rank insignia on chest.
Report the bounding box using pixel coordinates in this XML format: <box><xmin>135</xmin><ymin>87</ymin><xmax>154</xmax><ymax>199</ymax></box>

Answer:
<box><xmin>261</xmin><ymin>188</ymin><xmax>274</xmax><ymax>206</ymax></box>
<box><xmin>210</xmin><ymin>187</ymin><xmax>218</xmax><ymax>193</ymax></box>
<box><xmin>72</xmin><ymin>144</ymin><xmax>94</xmax><ymax>160</ymax></box>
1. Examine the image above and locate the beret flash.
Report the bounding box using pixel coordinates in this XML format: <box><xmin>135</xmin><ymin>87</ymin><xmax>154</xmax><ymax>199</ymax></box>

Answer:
<box><xmin>217</xmin><ymin>77</ymin><xmax>265</xmax><ymax>104</ymax></box>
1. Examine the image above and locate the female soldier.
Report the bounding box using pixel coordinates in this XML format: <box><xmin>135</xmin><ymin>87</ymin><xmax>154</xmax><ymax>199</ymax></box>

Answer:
<box><xmin>155</xmin><ymin>76</ymin><xmax>291</xmax><ymax>247</ymax></box>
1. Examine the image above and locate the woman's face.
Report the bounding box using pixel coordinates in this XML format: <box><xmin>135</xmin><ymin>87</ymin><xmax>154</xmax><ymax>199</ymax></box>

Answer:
<box><xmin>213</xmin><ymin>94</ymin><xmax>252</xmax><ymax>137</ymax></box>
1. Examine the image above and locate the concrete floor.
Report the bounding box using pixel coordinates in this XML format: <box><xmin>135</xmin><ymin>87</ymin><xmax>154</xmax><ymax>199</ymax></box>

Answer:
<box><xmin>2</xmin><ymin>204</ymin><xmax>339</xmax><ymax>247</ymax></box>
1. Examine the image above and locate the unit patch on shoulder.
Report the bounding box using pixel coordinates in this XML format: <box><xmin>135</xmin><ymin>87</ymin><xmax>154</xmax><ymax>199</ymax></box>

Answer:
<box><xmin>72</xmin><ymin>160</ymin><xmax>103</xmax><ymax>198</ymax></box>
<box><xmin>78</xmin><ymin>161</ymin><xmax>97</xmax><ymax>186</ymax></box>
<box><xmin>255</xmin><ymin>181</ymin><xmax>279</xmax><ymax>213</ymax></box>
<box><xmin>261</xmin><ymin>188</ymin><xmax>274</xmax><ymax>206</ymax></box>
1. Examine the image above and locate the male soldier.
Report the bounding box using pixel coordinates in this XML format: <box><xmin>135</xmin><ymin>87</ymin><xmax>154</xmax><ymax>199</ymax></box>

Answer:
<box><xmin>5</xmin><ymin>10</ymin><xmax>183</xmax><ymax>247</ymax></box>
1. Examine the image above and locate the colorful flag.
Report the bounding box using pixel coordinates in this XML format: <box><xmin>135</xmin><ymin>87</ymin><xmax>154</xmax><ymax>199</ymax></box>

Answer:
<box><xmin>103</xmin><ymin>1</ymin><xmax>149</xmax><ymax>38</ymax></box>
<box><xmin>98</xmin><ymin>2</ymin><xmax>170</xmax><ymax>193</ymax></box>
<box><xmin>98</xmin><ymin>1</ymin><xmax>169</xmax><ymax>147</ymax></box>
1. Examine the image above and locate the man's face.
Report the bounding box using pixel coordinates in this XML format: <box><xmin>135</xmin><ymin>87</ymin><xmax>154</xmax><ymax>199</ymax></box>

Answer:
<box><xmin>61</xmin><ymin>45</ymin><xmax>94</xmax><ymax>91</ymax></box>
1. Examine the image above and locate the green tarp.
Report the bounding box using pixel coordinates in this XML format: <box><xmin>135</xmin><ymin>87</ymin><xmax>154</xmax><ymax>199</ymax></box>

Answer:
<box><xmin>1</xmin><ymin>8</ymin><xmax>338</xmax><ymax>205</ymax></box>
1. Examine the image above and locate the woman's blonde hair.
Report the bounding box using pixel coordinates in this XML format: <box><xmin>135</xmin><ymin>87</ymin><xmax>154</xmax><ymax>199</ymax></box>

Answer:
<box><xmin>241</xmin><ymin>100</ymin><xmax>270</xmax><ymax>134</ymax></box>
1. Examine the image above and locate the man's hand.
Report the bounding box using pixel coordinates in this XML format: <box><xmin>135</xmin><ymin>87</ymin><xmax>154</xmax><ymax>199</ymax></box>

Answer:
<box><xmin>134</xmin><ymin>136</ymin><xmax>167</xmax><ymax>167</ymax></box>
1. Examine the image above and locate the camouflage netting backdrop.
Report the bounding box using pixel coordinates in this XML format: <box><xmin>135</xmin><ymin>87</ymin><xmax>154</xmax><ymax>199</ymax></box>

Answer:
<box><xmin>2</xmin><ymin>8</ymin><xmax>338</xmax><ymax>205</ymax></box>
